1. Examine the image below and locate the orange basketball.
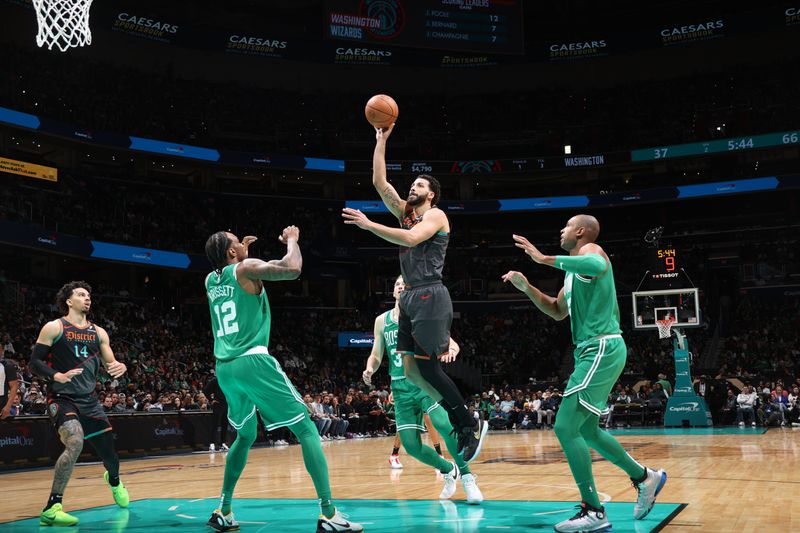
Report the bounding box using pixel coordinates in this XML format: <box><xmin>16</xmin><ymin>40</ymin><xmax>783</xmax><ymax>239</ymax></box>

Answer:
<box><xmin>365</xmin><ymin>94</ymin><xmax>399</xmax><ymax>128</ymax></box>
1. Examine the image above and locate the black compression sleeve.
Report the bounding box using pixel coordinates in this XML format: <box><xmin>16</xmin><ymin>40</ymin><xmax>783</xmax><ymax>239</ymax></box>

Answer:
<box><xmin>30</xmin><ymin>343</ymin><xmax>57</xmax><ymax>379</ymax></box>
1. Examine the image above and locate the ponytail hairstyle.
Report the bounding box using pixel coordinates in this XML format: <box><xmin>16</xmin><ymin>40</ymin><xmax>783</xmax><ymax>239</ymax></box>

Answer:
<box><xmin>205</xmin><ymin>231</ymin><xmax>232</xmax><ymax>273</ymax></box>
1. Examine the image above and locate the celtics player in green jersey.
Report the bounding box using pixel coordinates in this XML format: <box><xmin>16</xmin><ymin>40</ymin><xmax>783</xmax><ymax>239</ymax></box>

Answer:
<box><xmin>503</xmin><ymin>215</ymin><xmax>667</xmax><ymax>533</ymax></box>
<box><xmin>362</xmin><ymin>275</ymin><xmax>483</xmax><ymax>504</ymax></box>
<box><xmin>203</xmin><ymin>227</ymin><xmax>362</xmax><ymax>533</ymax></box>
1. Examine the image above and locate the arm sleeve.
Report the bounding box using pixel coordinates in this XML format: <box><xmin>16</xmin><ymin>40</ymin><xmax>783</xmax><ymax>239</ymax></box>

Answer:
<box><xmin>554</xmin><ymin>253</ymin><xmax>607</xmax><ymax>276</ymax></box>
<box><xmin>29</xmin><ymin>343</ymin><xmax>57</xmax><ymax>379</ymax></box>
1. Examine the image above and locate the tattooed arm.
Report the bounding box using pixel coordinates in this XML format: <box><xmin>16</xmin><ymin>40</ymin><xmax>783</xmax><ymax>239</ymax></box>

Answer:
<box><xmin>372</xmin><ymin>125</ymin><xmax>406</xmax><ymax>219</ymax></box>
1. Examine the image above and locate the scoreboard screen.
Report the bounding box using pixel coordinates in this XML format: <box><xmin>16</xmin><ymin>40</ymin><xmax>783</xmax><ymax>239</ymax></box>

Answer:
<box><xmin>647</xmin><ymin>246</ymin><xmax>686</xmax><ymax>288</ymax></box>
<box><xmin>325</xmin><ymin>0</ymin><xmax>525</xmax><ymax>55</ymax></box>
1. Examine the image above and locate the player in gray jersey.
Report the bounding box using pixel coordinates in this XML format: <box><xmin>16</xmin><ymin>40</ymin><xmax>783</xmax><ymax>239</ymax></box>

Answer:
<box><xmin>342</xmin><ymin>124</ymin><xmax>488</xmax><ymax>463</ymax></box>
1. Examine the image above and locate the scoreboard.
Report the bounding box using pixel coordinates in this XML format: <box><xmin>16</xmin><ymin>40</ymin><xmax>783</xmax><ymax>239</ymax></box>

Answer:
<box><xmin>647</xmin><ymin>246</ymin><xmax>691</xmax><ymax>289</ymax></box>
<box><xmin>325</xmin><ymin>0</ymin><xmax>525</xmax><ymax>55</ymax></box>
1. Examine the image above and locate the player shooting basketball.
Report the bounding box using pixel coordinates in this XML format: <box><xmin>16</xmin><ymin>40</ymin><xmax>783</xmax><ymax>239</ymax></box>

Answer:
<box><xmin>342</xmin><ymin>124</ymin><xmax>488</xmax><ymax>463</ymax></box>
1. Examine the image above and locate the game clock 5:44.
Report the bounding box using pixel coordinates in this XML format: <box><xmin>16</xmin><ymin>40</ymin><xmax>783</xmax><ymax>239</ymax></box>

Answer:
<box><xmin>649</xmin><ymin>247</ymin><xmax>681</xmax><ymax>285</ymax></box>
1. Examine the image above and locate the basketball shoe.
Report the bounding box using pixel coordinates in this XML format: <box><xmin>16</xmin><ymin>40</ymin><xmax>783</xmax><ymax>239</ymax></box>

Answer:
<box><xmin>553</xmin><ymin>503</ymin><xmax>612</xmax><ymax>532</ymax></box>
<box><xmin>316</xmin><ymin>507</ymin><xmax>363</xmax><ymax>532</ymax></box>
<box><xmin>458</xmin><ymin>417</ymin><xmax>489</xmax><ymax>463</ymax></box>
<box><xmin>207</xmin><ymin>509</ymin><xmax>240</xmax><ymax>532</ymax></box>
<box><xmin>633</xmin><ymin>467</ymin><xmax>667</xmax><ymax>519</ymax></box>
<box><xmin>39</xmin><ymin>503</ymin><xmax>79</xmax><ymax>527</ymax></box>
<box><xmin>389</xmin><ymin>454</ymin><xmax>403</xmax><ymax>469</ymax></box>
<box><xmin>439</xmin><ymin>461</ymin><xmax>459</xmax><ymax>499</ymax></box>
<box><xmin>104</xmin><ymin>471</ymin><xmax>129</xmax><ymax>508</ymax></box>
<box><xmin>461</xmin><ymin>473</ymin><xmax>483</xmax><ymax>504</ymax></box>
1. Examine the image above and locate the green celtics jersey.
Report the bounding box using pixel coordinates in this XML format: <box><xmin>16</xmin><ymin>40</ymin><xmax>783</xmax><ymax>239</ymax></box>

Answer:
<box><xmin>205</xmin><ymin>263</ymin><xmax>271</xmax><ymax>361</ymax></box>
<box><xmin>382</xmin><ymin>310</ymin><xmax>404</xmax><ymax>378</ymax></box>
<box><xmin>563</xmin><ymin>260</ymin><xmax>622</xmax><ymax>344</ymax></box>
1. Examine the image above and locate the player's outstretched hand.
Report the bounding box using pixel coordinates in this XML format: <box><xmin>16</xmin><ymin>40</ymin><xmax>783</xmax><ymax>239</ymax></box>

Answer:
<box><xmin>242</xmin><ymin>235</ymin><xmax>258</xmax><ymax>248</ymax></box>
<box><xmin>342</xmin><ymin>208</ymin><xmax>372</xmax><ymax>230</ymax></box>
<box><xmin>501</xmin><ymin>270</ymin><xmax>530</xmax><ymax>292</ymax></box>
<box><xmin>362</xmin><ymin>369</ymin><xmax>373</xmax><ymax>386</ymax></box>
<box><xmin>375</xmin><ymin>124</ymin><xmax>394</xmax><ymax>142</ymax></box>
<box><xmin>513</xmin><ymin>234</ymin><xmax>546</xmax><ymax>264</ymax></box>
<box><xmin>54</xmin><ymin>368</ymin><xmax>83</xmax><ymax>383</ymax></box>
<box><xmin>279</xmin><ymin>225</ymin><xmax>300</xmax><ymax>244</ymax></box>
<box><xmin>106</xmin><ymin>361</ymin><xmax>127</xmax><ymax>378</ymax></box>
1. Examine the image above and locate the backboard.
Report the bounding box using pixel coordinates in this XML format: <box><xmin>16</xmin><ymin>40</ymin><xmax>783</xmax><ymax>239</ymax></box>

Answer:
<box><xmin>631</xmin><ymin>288</ymin><xmax>701</xmax><ymax>330</ymax></box>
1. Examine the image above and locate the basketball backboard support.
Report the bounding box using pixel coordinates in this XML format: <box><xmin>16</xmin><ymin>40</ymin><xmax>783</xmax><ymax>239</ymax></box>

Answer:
<box><xmin>631</xmin><ymin>288</ymin><xmax>700</xmax><ymax>330</ymax></box>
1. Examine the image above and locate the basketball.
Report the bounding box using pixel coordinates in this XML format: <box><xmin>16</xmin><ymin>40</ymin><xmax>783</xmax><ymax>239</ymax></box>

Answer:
<box><xmin>365</xmin><ymin>94</ymin><xmax>398</xmax><ymax>128</ymax></box>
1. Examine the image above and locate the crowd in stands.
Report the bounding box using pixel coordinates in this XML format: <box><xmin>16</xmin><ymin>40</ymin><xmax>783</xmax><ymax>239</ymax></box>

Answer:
<box><xmin>0</xmin><ymin>280</ymin><xmax>798</xmax><ymax>443</ymax></box>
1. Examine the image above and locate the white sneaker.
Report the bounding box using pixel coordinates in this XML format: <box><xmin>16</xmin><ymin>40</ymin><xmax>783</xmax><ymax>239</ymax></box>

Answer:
<box><xmin>751</xmin><ymin>422</ymin><xmax>756</xmax><ymax>427</ymax></box>
<box><xmin>277</xmin><ymin>439</ymin><xmax>289</xmax><ymax>446</ymax></box>
<box><xmin>461</xmin><ymin>473</ymin><xmax>483</xmax><ymax>504</ymax></box>
<box><xmin>633</xmin><ymin>467</ymin><xmax>667</xmax><ymax>520</ymax></box>
<box><xmin>554</xmin><ymin>504</ymin><xmax>611</xmax><ymax>532</ymax></box>
<box><xmin>209</xmin><ymin>444</ymin><xmax>216</xmax><ymax>452</ymax></box>
<box><xmin>439</xmin><ymin>461</ymin><xmax>459</xmax><ymax>500</ymax></box>
<box><xmin>220</xmin><ymin>443</ymin><xmax>229</xmax><ymax>452</ymax></box>
<box><xmin>738</xmin><ymin>422</ymin><xmax>744</xmax><ymax>427</ymax></box>
<box><xmin>317</xmin><ymin>507</ymin><xmax>363</xmax><ymax>532</ymax></box>
<box><xmin>389</xmin><ymin>455</ymin><xmax>403</xmax><ymax>469</ymax></box>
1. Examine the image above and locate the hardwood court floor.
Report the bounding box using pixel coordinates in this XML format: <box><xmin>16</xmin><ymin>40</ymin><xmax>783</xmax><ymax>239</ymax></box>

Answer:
<box><xmin>1</xmin><ymin>428</ymin><xmax>798</xmax><ymax>531</ymax></box>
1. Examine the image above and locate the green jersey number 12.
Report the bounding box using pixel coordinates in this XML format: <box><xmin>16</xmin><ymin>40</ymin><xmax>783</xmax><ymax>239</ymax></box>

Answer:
<box><xmin>214</xmin><ymin>301</ymin><xmax>240</xmax><ymax>337</ymax></box>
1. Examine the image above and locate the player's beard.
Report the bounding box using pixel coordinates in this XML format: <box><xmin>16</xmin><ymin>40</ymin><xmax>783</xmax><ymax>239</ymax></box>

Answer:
<box><xmin>406</xmin><ymin>193</ymin><xmax>425</xmax><ymax>207</ymax></box>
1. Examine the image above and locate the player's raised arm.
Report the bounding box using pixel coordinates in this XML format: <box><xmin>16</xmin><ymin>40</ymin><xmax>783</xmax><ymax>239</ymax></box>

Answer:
<box><xmin>363</xmin><ymin>314</ymin><xmax>386</xmax><ymax>385</ymax></box>
<box><xmin>372</xmin><ymin>125</ymin><xmax>406</xmax><ymax>219</ymax></box>
<box><xmin>238</xmin><ymin>225</ymin><xmax>302</xmax><ymax>281</ymax></box>
<box><xmin>97</xmin><ymin>326</ymin><xmax>127</xmax><ymax>378</ymax></box>
<box><xmin>501</xmin><ymin>271</ymin><xmax>569</xmax><ymax>321</ymax></box>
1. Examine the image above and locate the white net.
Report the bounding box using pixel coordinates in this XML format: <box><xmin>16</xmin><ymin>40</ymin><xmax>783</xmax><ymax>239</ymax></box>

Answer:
<box><xmin>32</xmin><ymin>0</ymin><xmax>93</xmax><ymax>52</ymax></box>
<box><xmin>656</xmin><ymin>317</ymin><xmax>675</xmax><ymax>339</ymax></box>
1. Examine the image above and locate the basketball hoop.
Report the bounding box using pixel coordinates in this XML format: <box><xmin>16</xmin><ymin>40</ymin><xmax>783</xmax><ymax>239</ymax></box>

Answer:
<box><xmin>656</xmin><ymin>317</ymin><xmax>675</xmax><ymax>339</ymax></box>
<box><xmin>32</xmin><ymin>0</ymin><xmax>93</xmax><ymax>52</ymax></box>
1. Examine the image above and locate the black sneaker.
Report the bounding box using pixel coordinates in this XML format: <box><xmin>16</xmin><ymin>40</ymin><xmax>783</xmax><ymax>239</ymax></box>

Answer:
<box><xmin>207</xmin><ymin>509</ymin><xmax>240</xmax><ymax>532</ymax></box>
<box><xmin>457</xmin><ymin>418</ymin><xmax>489</xmax><ymax>463</ymax></box>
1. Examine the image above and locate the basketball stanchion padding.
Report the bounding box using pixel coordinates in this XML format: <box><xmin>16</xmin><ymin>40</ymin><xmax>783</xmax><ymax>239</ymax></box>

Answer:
<box><xmin>32</xmin><ymin>0</ymin><xmax>93</xmax><ymax>52</ymax></box>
